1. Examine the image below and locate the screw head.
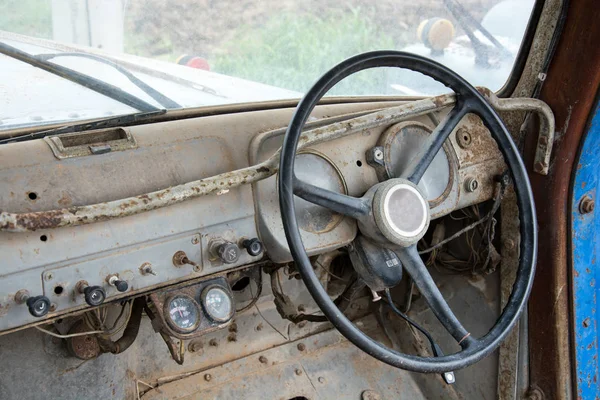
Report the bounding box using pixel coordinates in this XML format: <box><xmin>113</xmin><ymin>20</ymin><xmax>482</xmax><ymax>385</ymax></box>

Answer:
<box><xmin>456</xmin><ymin>129</ymin><xmax>472</xmax><ymax>148</ymax></box>
<box><xmin>374</xmin><ymin>148</ymin><xmax>384</xmax><ymax>161</ymax></box>
<box><xmin>295</xmin><ymin>369</ymin><xmax>303</xmax><ymax>376</ymax></box>
<box><xmin>204</xmin><ymin>374</ymin><xmax>211</xmax><ymax>382</ymax></box>
<box><xmin>318</xmin><ymin>376</ymin><xmax>325</xmax><ymax>383</ymax></box>
<box><xmin>259</xmin><ymin>356</ymin><xmax>268</xmax><ymax>364</ymax></box>
<box><xmin>465</xmin><ymin>177</ymin><xmax>479</xmax><ymax>192</ymax></box>
<box><xmin>44</xmin><ymin>272</ymin><xmax>54</xmax><ymax>281</ymax></box>
<box><xmin>297</xmin><ymin>343</ymin><xmax>306</xmax><ymax>352</ymax></box>
<box><xmin>580</xmin><ymin>196</ymin><xmax>595</xmax><ymax>214</ymax></box>
<box><xmin>192</xmin><ymin>235</ymin><xmax>200</xmax><ymax>245</ymax></box>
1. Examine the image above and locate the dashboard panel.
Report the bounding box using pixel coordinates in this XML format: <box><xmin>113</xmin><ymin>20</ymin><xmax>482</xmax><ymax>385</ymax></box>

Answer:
<box><xmin>0</xmin><ymin>101</ymin><xmax>505</xmax><ymax>334</ymax></box>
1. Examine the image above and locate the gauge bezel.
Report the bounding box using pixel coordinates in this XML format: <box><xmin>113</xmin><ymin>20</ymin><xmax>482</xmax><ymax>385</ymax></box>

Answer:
<box><xmin>379</xmin><ymin>120</ymin><xmax>456</xmax><ymax>207</ymax></box>
<box><xmin>200</xmin><ymin>284</ymin><xmax>235</xmax><ymax>323</ymax></box>
<box><xmin>164</xmin><ymin>294</ymin><xmax>202</xmax><ymax>333</ymax></box>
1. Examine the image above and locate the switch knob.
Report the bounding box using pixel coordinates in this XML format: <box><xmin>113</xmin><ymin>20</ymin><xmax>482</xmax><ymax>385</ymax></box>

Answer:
<box><xmin>108</xmin><ymin>275</ymin><xmax>128</xmax><ymax>292</ymax></box>
<box><xmin>85</xmin><ymin>286</ymin><xmax>106</xmax><ymax>306</ymax></box>
<box><xmin>242</xmin><ymin>238</ymin><xmax>263</xmax><ymax>257</ymax></box>
<box><xmin>27</xmin><ymin>296</ymin><xmax>51</xmax><ymax>318</ymax></box>
<box><xmin>217</xmin><ymin>242</ymin><xmax>240</xmax><ymax>264</ymax></box>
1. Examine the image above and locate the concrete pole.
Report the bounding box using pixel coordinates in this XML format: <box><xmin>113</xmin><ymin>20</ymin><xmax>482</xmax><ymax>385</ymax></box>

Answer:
<box><xmin>51</xmin><ymin>0</ymin><xmax>124</xmax><ymax>53</ymax></box>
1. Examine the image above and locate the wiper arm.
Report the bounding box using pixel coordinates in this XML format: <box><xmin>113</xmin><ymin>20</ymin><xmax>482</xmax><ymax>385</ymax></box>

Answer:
<box><xmin>442</xmin><ymin>0</ymin><xmax>512</xmax><ymax>66</ymax></box>
<box><xmin>0</xmin><ymin>41</ymin><xmax>161</xmax><ymax>112</ymax></box>
<box><xmin>37</xmin><ymin>52</ymin><xmax>181</xmax><ymax>109</ymax></box>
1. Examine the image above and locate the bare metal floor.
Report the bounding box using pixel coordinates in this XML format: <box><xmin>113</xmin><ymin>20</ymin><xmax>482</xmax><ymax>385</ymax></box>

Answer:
<box><xmin>0</xmin><ymin>270</ymin><xmax>500</xmax><ymax>400</ymax></box>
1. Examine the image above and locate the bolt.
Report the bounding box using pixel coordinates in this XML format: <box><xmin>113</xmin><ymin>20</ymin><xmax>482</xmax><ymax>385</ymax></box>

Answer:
<box><xmin>297</xmin><ymin>343</ymin><xmax>306</xmax><ymax>352</ymax></box>
<box><xmin>255</xmin><ymin>323</ymin><xmax>263</xmax><ymax>331</ymax></box>
<box><xmin>204</xmin><ymin>374</ymin><xmax>211</xmax><ymax>382</ymax></box>
<box><xmin>49</xmin><ymin>303</ymin><xmax>57</xmax><ymax>312</ymax></box>
<box><xmin>297</xmin><ymin>321</ymin><xmax>307</xmax><ymax>328</ymax></box>
<box><xmin>318</xmin><ymin>377</ymin><xmax>325</xmax><ymax>383</ymax></box>
<box><xmin>259</xmin><ymin>356</ymin><xmax>268</xmax><ymax>364</ymax></box>
<box><xmin>374</xmin><ymin>148</ymin><xmax>384</xmax><ymax>161</ymax></box>
<box><xmin>227</xmin><ymin>333</ymin><xmax>237</xmax><ymax>342</ymax></box>
<box><xmin>295</xmin><ymin>369</ymin><xmax>303</xmax><ymax>376</ymax></box>
<box><xmin>580</xmin><ymin>196</ymin><xmax>595</xmax><ymax>214</ymax></box>
<box><xmin>44</xmin><ymin>272</ymin><xmax>54</xmax><ymax>281</ymax></box>
<box><xmin>192</xmin><ymin>235</ymin><xmax>200</xmax><ymax>245</ymax></box>
<box><xmin>297</xmin><ymin>304</ymin><xmax>306</xmax><ymax>312</ymax></box>
<box><xmin>534</xmin><ymin>161</ymin><xmax>545</xmax><ymax>173</ymax></box>
<box><xmin>465</xmin><ymin>177</ymin><xmax>479</xmax><ymax>192</ymax></box>
<box><xmin>229</xmin><ymin>322</ymin><xmax>238</xmax><ymax>332</ymax></box>
<box><xmin>361</xmin><ymin>390</ymin><xmax>382</xmax><ymax>400</ymax></box>
<box><xmin>209</xmin><ymin>339</ymin><xmax>218</xmax><ymax>347</ymax></box>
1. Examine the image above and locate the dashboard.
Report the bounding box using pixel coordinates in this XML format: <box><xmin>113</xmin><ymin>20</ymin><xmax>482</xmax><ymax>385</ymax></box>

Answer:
<box><xmin>0</xmin><ymin>99</ymin><xmax>510</xmax><ymax>334</ymax></box>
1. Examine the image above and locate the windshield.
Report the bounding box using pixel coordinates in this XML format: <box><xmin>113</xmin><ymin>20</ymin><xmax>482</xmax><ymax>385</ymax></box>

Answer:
<box><xmin>0</xmin><ymin>0</ymin><xmax>536</xmax><ymax>130</ymax></box>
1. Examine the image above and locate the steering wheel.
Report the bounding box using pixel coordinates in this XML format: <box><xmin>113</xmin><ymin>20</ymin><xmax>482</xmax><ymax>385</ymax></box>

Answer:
<box><xmin>278</xmin><ymin>51</ymin><xmax>537</xmax><ymax>373</ymax></box>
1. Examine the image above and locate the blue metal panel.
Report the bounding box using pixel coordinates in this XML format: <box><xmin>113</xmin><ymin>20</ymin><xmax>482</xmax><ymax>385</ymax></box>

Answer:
<box><xmin>572</xmin><ymin>102</ymin><xmax>600</xmax><ymax>399</ymax></box>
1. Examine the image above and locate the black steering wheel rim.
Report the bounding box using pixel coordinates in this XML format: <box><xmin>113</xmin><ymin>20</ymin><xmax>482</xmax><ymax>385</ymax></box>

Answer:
<box><xmin>278</xmin><ymin>50</ymin><xmax>537</xmax><ymax>373</ymax></box>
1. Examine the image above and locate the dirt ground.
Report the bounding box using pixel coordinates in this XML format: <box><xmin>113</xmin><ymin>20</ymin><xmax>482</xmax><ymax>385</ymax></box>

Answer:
<box><xmin>124</xmin><ymin>0</ymin><xmax>501</xmax><ymax>58</ymax></box>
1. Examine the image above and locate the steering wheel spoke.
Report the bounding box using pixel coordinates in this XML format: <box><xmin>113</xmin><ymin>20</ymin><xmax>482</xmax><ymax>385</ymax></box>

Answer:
<box><xmin>395</xmin><ymin>245</ymin><xmax>477</xmax><ymax>348</ymax></box>
<box><xmin>293</xmin><ymin>176</ymin><xmax>370</xmax><ymax>219</ymax></box>
<box><xmin>401</xmin><ymin>101</ymin><xmax>471</xmax><ymax>185</ymax></box>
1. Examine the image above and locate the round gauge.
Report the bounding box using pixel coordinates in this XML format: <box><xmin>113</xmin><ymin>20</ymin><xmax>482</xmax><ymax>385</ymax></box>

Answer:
<box><xmin>201</xmin><ymin>286</ymin><xmax>234</xmax><ymax>322</ymax></box>
<box><xmin>293</xmin><ymin>152</ymin><xmax>346</xmax><ymax>233</ymax></box>
<box><xmin>379</xmin><ymin>121</ymin><xmax>454</xmax><ymax>205</ymax></box>
<box><xmin>164</xmin><ymin>295</ymin><xmax>201</xmax><ymax>333</ymax></box>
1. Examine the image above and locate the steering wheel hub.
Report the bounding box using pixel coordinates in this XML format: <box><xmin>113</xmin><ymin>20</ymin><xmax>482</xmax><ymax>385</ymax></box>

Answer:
<box><xmin>373</xmin><ymin>179</ymin><xmax>430</xmax><ymax>247</ymax></box>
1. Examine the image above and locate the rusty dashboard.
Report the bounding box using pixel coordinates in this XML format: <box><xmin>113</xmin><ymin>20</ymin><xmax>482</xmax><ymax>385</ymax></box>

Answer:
<box><xmin>0</xmin><ymin>93</ymin><xmax>552</xmax><ymax>335</ymax></box>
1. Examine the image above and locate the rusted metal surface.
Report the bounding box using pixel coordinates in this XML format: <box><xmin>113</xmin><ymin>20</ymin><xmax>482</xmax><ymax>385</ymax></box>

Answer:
<box><xmin>480</xmin><ymin>88</ymin><xmax>555</xmax><ymax>175</ymax></box>
<box><xmin>0</xmin><ymin>90</ymin><xmax>552</xmax><ymax>233</ymax></box>
<box><xmin>141</xmin><ymin>317</ymin><xmax>429</xmax><ymax>400</ymax></box>
<box><xmin>525</xmin><ymin>0</ymin><xmax>600</xmax><ymax>398</ymax></box>
<box><xmin>0</xmin><ymin>93</ymin><xmax>456</xmax><ymax>233</ymax></box>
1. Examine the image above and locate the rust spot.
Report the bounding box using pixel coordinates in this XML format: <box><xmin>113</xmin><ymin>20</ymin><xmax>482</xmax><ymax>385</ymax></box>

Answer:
<box><xmin>256</xmin><ymin>166</ymin><xmax>270</xmax><ymax>173</ymax></box>
<box><xmin>57</xmin><ymin>192</ymin><xmax>73</xmax><ymax>207</ymax></box>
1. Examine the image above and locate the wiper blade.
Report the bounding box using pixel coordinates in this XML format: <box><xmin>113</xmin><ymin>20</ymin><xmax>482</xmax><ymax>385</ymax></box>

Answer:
<box><xmin>37</xmin><ymin>52</ymin><xmax>181</xmax><ymax>109</ymax></box>
<box><xmin>0</xmin><ymin>110</ymin><xmax>166</xmax><ymax>144</ymax></box>
<box><xmin>0</xmin><ymin>41</ymin><xmax>160</xmax><ymax>112</ymax></box>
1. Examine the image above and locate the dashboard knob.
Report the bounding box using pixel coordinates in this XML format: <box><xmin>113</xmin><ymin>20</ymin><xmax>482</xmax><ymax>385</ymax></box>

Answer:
<box><xmin>108</xmin><ymin>275</ymin><xmax>129</xmax><ymax>292</ymax></box>
<box><xmin>217</xmin><ymin>242</ymin><xmax>240</xmax><ymax>264</ymax></box>
<box><xmin>83</xmin><ymin>286</ymin><xmax>106</xmax><ymax>306</ymax></box>
<box><xmin>242</xmin><ymin>238</ymin><xmax>263</xmax><ymax>257</ymax></box>
<box><xmin>26</xmin><ymin>295</ymin><xmax>51</xmax><ymax>318</ymax></box>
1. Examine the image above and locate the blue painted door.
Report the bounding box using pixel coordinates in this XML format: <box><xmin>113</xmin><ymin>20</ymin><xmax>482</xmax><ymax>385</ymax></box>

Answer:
<box><xmin>572</xmin><ymin>101</ymin><xmax>600</xmax><ymax>398</ymax></box>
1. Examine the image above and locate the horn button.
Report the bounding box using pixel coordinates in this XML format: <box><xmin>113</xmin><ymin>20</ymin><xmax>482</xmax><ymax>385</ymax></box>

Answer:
<box><xmin>372</xmin><ymin>179</ymin><xmax>430</xmax><ymax>247</ymax></box>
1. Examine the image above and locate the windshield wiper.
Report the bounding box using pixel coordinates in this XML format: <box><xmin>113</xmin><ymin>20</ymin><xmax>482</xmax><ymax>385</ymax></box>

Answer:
<box><xmin>0</xmin><ymin>41</ymin><xmax>163</xmax><ymax>112</ymax></box>
<box><xmin>442</xmin><ymin>0</ymin><xmax>512</xmax><ymax>67</ymax></box>
<box><xmin>36</xmin><ymin>52</ymin><xmax>181</xmax><ymax>109</ymax></box>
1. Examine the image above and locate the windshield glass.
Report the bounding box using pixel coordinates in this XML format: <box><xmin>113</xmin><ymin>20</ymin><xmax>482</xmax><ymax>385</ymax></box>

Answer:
<box><xmin>0</xmin><ymin>0</ymin><xmax>536</xmax><ymax>130</ymax></box>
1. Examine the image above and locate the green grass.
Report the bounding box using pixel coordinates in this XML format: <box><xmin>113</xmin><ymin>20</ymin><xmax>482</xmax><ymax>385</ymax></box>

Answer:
<box><xmin>211</xmin><ymin>9</ymin><xmax>397</xmax><ymax>96</ymax></box>
<box><xmin>0</xmin><ymin>0</ymin><xmax>52</xmax><ymax>39</ymax></box>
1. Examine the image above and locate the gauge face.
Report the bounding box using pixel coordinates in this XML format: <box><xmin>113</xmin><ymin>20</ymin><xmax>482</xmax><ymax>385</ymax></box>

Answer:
<box><xmin>165</xmin><ymin>295</ymin><xmax>201</xmax><ymax>333</ymax></box>
<box><xmin>202</xmin><ymin>286</ymin><xmax>234</xmax><ymax>322</ymax></box>
<box><xmin>381</xmin><ymin>122</ymin><xmax>453</xmax><ymax>204</ymax></box>
<box><xmin>293</xmin><ymin>152</ymin><xmax>346</xmax><ymax>233</ymax></box>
